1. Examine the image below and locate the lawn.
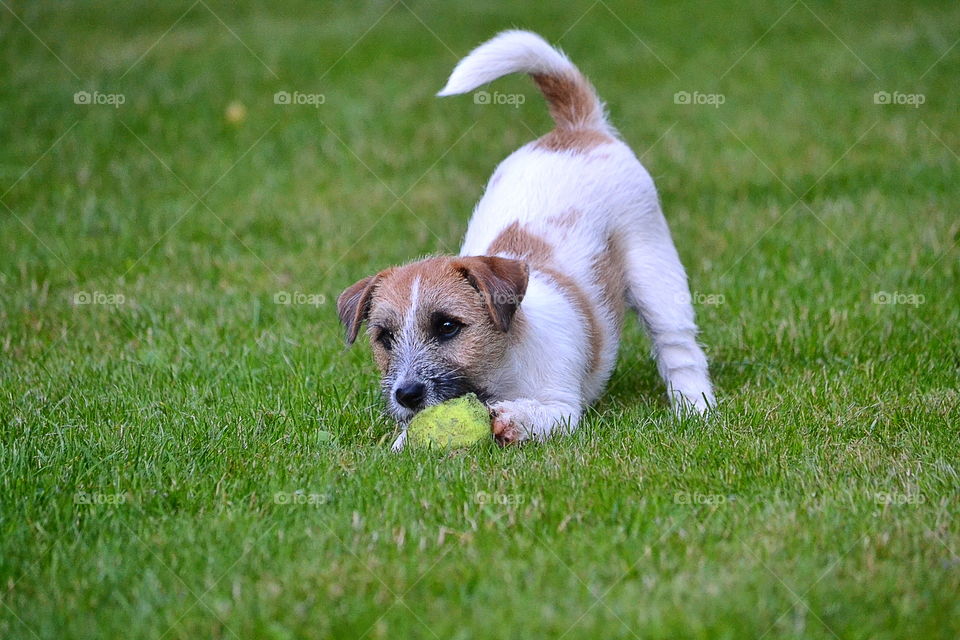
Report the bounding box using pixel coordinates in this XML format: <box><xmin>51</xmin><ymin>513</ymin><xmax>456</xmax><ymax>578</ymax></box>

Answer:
<box><xmin>2</xmin><ymin>1</ymin><xmax>959</xmax><ymax>638</ymax></box>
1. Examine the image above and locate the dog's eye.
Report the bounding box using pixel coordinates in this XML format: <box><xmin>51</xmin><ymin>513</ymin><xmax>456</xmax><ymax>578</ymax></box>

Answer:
<box><xmin>376</xmin><ymin>330</ymin><xmax>394</xmax><ymax>351</ymax></box>
<box><xmin>435</xmin><ymin>319</ymin><xmax>463</xmax><ymax>340</ymax></box>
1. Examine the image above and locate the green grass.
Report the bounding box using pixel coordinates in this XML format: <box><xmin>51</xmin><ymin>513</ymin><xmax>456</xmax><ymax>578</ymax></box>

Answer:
<box><xmin>2</xmin><ymin>1</ymin><xmax>959</xmax><ymax>638</ymax></box>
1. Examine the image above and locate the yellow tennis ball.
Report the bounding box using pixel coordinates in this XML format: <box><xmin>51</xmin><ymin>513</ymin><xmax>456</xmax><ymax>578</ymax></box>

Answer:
<box><xmin>406</xmin><ymin>393</ymin><xmax>490</xmax><ymax>450</ymax></box>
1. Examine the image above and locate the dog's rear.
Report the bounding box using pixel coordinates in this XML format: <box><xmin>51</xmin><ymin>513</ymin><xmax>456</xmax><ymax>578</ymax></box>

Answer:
<box><xmin>439</xmin><ymin>31</ymin><xmax>715</xmax><ymax>417</ymax></box>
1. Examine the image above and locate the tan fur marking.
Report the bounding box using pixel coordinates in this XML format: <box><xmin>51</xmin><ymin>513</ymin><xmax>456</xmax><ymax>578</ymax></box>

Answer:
<box><xmin>538</xmin><ymin>266</ymin><xmax>603</xmax><ymax>376</ymax></box>
<box><xmin>529</xmin><ymin>72</ymin><xmax>613</xmax><ymax>153</ymax></box>
<box><xmin>591</xmin><ymin>237</ymin><xmax>628</xmax><ymax>330</ymax></box>
<box><xmin>371</xmin><ymin>266</ymin><xmax>417</xmax><ymax>319</ymax></box>
<box><xmin>488</xmin><ymin>222</ymin><xmax>553</xmax><ymax>267</ymax></box>
<box><xmin>532</xmin><ymin>72</ymin><xmax>598</xmax><ymax>129</ymax></box>
<box><xmin>535</xmin><ymin>128</ymin><xmax>613</xmax><ymax>153</ymax></box>
<box><xmin>451</xmin><ymin>256</ymin><xmax>528</xmax><ymax>332</ymax></box>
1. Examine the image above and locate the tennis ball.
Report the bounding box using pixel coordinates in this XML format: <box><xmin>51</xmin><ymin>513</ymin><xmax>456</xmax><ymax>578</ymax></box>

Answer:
<box><xmin>406</xmin><ymin>393</ymin><xmax>490</xmax><ymax>450</ymax></box>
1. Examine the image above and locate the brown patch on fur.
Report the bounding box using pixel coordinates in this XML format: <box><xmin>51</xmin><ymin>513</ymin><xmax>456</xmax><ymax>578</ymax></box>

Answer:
<box><xmin>529</xmin><ymin>72</ymin><xmax>613</xmax><ymax>153</ymax></box>
<box><xmin>546</xmin><ymin>208</ymin><xmax>582</xmax><ymax>229</ymax></box>
<box><xmin>591</xmin><ymin>236</ymin><xmax>628</xmax><ymax>330</ymax></box>
<box><xmin>451</xmin><ymin>256</ymin><xmax>528</xmax><ymax>332</ymax></box>
<box><xmin>535</xmin><ymin>128</ymin><xmax>613</xmax><ymax>153</ymax></box>
<box><xmin>532</xmin><ymin>72</ymin><xmax>598</xmax><ymax>129</ymax></box>
<box><xmin>338</xmin><ymin>271</ymin><xmax>390</xmax><ymax>344</ymax></box>
<box><xmin>538</xmin><ymin>266</ymin><xmax>603</xmax><ymax>376</ymax></box>
<box><xmin>365</xmin><ymin>266</ymin><xmax>417</xmax><ymax>325</ymax></box>
<box><xmin>488</xmin><ymin>222</ymin><xmax>554</xmax><ymax>268</ymax></box>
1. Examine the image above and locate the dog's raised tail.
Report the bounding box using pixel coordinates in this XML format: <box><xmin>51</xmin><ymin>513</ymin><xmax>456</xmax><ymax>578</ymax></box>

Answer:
<box><xmin>437</xmin><ymin>30</ymin><xmax>608</xmax><ymax>132</ymax></box>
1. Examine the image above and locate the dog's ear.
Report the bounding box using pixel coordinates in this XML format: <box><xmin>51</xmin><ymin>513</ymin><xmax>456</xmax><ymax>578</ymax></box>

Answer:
<box><xmin>454</xmin><ymin>256</ymin><xmax>529</xmax><ymax>332</ymax></box>
<box><xmin>337</xmin><ymin>273</ymin><xmax>382</xmax><ymax>345</ymax></box>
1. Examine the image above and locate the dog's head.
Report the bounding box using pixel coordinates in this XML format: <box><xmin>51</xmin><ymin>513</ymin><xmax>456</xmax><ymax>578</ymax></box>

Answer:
<box><xmin>337</xmin><ymin>256</ymin><xmax>528</xmax><ymax>422</ymax></box>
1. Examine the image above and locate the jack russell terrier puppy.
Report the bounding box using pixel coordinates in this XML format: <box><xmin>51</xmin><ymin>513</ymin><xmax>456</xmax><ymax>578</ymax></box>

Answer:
<box><xmin>337</xmin><ymin>30</ymin><xmax>715</xmax><ymax>450</ymax></box>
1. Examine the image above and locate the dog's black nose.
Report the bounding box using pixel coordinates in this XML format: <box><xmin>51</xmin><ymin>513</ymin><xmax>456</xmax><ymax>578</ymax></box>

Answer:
<box><xmin>395</xmin><ymin>381</ymin><xmax>426</xmax><ymax>410</ymax></box>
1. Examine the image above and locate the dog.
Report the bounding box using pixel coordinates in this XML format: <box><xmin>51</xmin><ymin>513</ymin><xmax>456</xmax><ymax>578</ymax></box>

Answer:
<box><xmin>337</xmin><ymin>30</ymin><xmax>714</xmax><ymax>450</ymax></box>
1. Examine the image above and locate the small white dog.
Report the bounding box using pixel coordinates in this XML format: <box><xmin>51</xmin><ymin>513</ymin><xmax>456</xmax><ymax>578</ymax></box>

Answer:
<box><xmin>337</xmin><ymin>31</ymin><xmax>714</xmax><ymax>450</ymax></box>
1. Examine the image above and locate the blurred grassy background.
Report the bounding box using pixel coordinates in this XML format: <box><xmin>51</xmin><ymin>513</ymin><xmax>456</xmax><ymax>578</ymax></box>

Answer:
<box><xmin>1</xmin><ymin>1</ymin><xmax>958</xmax><ymax>638</ymax></box>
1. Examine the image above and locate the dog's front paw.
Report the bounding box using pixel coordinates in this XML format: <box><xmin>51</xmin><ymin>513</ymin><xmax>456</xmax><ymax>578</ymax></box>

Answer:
<box><xmin>668</xmin><ymin>373</ymin><xmax>715</xmax><ymax>417</ymax></box>
<box><xmin>489</xmin><ymin>401</ymin><xmax>532</xmax><ymax>446</ymax></box>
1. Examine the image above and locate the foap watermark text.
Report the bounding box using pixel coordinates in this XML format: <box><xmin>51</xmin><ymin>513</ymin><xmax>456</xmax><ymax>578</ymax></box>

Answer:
<box><xmin>74</xmin><ymin>291</ymin><xmax>125</xmax><ymax>306</ymax></box>
<box><xmin>474</xmin><ymin>491</ymin><xmax>525</xmax><ymax>505</ymax></box>
<box><xmin>274</xmin><ymin>90</ymin><xmax>326</xmax><ymax>107</ymax></box>
<box><xmin>274</xmin><ymin>291</ymin><xmax>327</xmax><ymax>307</ymax></box>
<box><xmin>873</xmin><ymin>91</ymin><xmax>925</xmax><ymax>108</ymax></box>
<box><xmin>474</xmin><ymin>90</ymin><xmax>525</xmax><ymax>108</ymax></box>
<box><xmin>674</xmin><ymin>91</ymin><xmax>725</xmax><ymax>108</ymax></box>
<box><xmin>676</xmin><ymin>291</ymin><xmax>725</xmax><ymax>306</ymax></box>
<box><xmin>274</xmin><ymin>491</ymin><xmax>330</xmax><ymax>506</ymax></box>
<box><xmin>74</xmin><ymin>91</ymin><xmax>125</xmax><ymax>108</ymax></box>
<box><xmin>872</xmin><ymin>291</ymin><xmax>925</xmax><ymax>307</ymax></box>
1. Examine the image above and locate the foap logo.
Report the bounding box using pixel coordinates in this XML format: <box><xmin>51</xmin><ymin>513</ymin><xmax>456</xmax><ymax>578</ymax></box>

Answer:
<box><xmin>273</xmin><ymin>490</ymin><xmax>329</xmax><ymax>506</ymax></box>
<box><xmin>74</xmin><ymin>291</ymin><xmax>126</xmax><ymax>306</ymax></box>
<box><xmin>873</xmin><ymin>91</ymin><xmax>925</xmax><ymax>108</ymax></box>
<box><xmin>474</xmin><ymin>90</ymin><xmax>526</xmax><ymax>108</ymax></box>
<box><xmin>478</xmin><ymin>290</ymin><xmax>525</xmax><ymax>307</ymax></box>
<box><xmin>274</xmin><ymin>291</ymin><xmax>327</xmax><ymax>307</ymax></box>
<box><xmin>74</xmin><ymin>491</ymin><xmax>129</xmax><ymax>505</ymax></box>
<box><xmin>274</xmin><ymin>90</ymin><xmax>325</xmax><ymax>107</ymax></box>
<box><xmin>674</xmin><ymin>491</ymin><xmax>729</xmax><ymax>505</ymax></box>
<box><xmin>872</xmin><ymin>291</ymin><xmax>925</xmax><ymax>307</ymax></box>
<box><xmin>74</xmin><ymin>90</ymin><xmax>125</xmax><ymax>108</ymax></box>
<box><xmin>675</xmin><ymin>291</ymin><xmax>725</xmax><ymax>306</ymax></box>
<box><xmin>474</xmin><ymin>491</ymin><xmax>525</xmax><ymax>505</ymax></box>
<box><xmin>674</xmin><ymin>91</ymin><xmax>725</xmax><ymax>108</ymax></box>
<box><xmin>874</xmin><ymin>491</ymin><xmax>925</xmax><ymax>506</ymax></box>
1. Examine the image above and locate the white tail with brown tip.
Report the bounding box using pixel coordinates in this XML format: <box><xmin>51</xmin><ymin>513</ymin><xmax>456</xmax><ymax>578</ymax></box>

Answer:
<box><xmin>437</xmin><ymin>30</ymin><xmax>608</xmax><ymax>132</ymax></box>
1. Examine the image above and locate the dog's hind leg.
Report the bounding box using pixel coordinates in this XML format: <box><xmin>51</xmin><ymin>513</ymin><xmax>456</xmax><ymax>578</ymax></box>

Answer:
<box><xmin>621</xmin><ymin>213</ymin><xmax>715</xmax><ymax>414</ymax></box>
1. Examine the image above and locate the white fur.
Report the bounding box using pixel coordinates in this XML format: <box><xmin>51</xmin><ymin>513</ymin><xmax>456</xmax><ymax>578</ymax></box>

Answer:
<box><xmin>390</xmin><ymin>276</ymin><xmax>421</xmax><ymax>423</ymax></box>
<box><xmin>437</xmin><ymin>31</ymin><xmax>572</xmax><ymax>93</ymax></box>
<box><xmin>393</xmin><ymin>31</ymin><xmax>714</xmax><ymax>448</ymax></box>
